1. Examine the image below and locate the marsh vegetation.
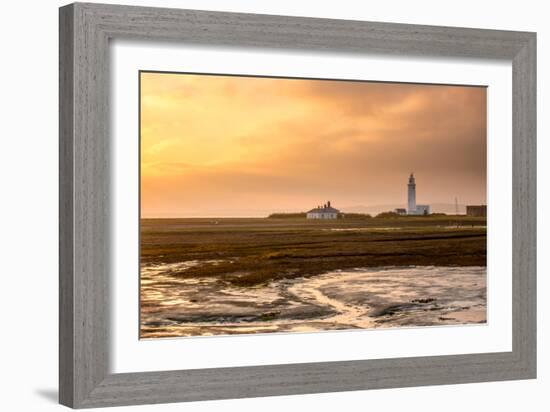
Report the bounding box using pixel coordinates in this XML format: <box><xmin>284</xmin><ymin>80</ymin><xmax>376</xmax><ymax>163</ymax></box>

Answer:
<box><xmin>141</xmin><ymin>216</ymin><xmax>486</xmax><ymax>287</ymax></box>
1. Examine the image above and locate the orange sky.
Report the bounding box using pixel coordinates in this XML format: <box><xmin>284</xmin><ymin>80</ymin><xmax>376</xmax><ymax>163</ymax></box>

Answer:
<box><xmin>140</xmin><ymin>72</ymin><xmax>486</xmax><ymax>217</ymax></box>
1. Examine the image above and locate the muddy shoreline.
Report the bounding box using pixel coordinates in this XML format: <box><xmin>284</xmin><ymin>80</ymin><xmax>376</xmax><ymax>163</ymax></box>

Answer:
<box><xmin>141</xmin><ymin>265</ymin><xmax>486</xmax><ymax>339</ymax></box>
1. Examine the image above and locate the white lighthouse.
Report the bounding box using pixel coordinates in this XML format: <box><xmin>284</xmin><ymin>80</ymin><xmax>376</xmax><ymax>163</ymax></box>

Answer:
<box><xmin>408</xmin><ymin>173</ymin><xmax>416</xmax><ymax>214</ymax></box>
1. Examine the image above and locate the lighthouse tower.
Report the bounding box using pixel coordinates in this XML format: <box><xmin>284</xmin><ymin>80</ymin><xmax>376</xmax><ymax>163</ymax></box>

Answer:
<box><xmin>408</xmin><ymin>173</ymin><xmax>416</xmax><ymax>214</ymax></box>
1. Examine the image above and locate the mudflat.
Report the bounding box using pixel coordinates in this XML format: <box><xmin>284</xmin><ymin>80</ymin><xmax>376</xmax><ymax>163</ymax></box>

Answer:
<box><xmin>139</xmin><ymin>216</ymin><xmax>486</xmax><ymax>338</ymax></box>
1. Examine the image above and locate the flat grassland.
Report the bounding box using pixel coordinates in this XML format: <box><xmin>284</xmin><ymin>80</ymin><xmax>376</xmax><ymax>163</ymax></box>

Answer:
<box><xmin>140</xmin><ymin>216</ymin><xmax>486</xmax><ymax>286</ymax></box>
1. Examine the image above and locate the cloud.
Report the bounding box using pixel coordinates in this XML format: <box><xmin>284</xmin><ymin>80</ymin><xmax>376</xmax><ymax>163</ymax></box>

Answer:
<box><xmin>140</xmin><ymin>72</ymin><xmax>486</xmax><ymax>217</ymax></box>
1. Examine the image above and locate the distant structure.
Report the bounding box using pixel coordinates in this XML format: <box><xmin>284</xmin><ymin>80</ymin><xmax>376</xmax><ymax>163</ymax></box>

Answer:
<box><xmin>466</xmin><ymin>205</ymin><xmax>487</xmax><ymax>217</ymax></box>
<box><xmin>414</xmin><ymin>205</ymin><xmax>431</xmax><ymax>215</ymax></box>
<box><xmin>408</xmin><ymin>173</ymin><xmax>417</xmax><ymax>214</ymax></box>
<box><xmin>307</xmin><ymin>201</ymin><xmax>340</xmax><ymax>219</ymax></box>
<box><xmin>395</xmin><ymin>173</ymin><xmax>431</xmax><ymax>215</ymax></box>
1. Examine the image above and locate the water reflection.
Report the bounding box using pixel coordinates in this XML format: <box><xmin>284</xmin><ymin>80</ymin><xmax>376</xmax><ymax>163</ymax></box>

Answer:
<box><xmin>140</xmin><ymin>264</ymin><xmax>486</xmax><ymax>339</ymax></box>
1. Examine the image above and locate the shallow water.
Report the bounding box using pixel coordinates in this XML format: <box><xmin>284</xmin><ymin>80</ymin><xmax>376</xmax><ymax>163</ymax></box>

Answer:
<box><xmin>140</xmin><ymin>264</ymin><xmax>486</xmax><ymax>339</ymax></box>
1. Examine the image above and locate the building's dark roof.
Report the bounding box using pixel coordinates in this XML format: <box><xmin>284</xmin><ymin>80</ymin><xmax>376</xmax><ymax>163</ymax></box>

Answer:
<box><xmin>307</xmin><ymin>206</ymin><xmax>340</xmax><ymax>214</ymax></box>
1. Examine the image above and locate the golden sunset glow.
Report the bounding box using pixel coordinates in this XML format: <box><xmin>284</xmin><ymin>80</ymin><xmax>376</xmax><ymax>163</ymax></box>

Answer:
<box><xmin>140</xmin><ymin>72</ymin><xmax>486</xmax><ymax>217</ymax></box>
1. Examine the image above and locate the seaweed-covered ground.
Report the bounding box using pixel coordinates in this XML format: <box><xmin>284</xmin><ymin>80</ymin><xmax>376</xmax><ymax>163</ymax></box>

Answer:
<box><xmin>140</xmin><ymin>217</ymin><xmax>486</xmax><ymax>338</ymax></box>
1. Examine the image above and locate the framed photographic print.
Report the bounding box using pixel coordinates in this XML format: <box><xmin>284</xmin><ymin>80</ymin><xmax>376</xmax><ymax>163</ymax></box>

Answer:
<box><xmin>59</xmin><ymin>2</ymin><xmax>536</xmax><ymax>408</ymax></box>
<box><xmin>138</xmin><ymin>72</ymin><xmax>489</xmax><ymax>339</ymax></box>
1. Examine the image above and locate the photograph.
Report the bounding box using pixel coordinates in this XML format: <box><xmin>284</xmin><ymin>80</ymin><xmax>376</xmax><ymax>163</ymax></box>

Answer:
<box><xmin>139</xmin><ymin>71</ymin><xmax>487</xmax><ymax>339</ymax></box>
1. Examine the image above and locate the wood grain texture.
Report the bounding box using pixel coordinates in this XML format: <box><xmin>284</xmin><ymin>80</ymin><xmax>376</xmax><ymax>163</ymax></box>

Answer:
<box><xmin>59</xmin><ymin>4</ymin><xmax>74</xmax><ymax>406</ymax></box>
<box><xmin>512</xmin><ymin>34</ymin><xmax>537</xmax><ymax>374</ymax></box>
<box><xmin>59</xmin><ymin>2</ymin><xmax>537</xmax><ymax>408</ymax></box>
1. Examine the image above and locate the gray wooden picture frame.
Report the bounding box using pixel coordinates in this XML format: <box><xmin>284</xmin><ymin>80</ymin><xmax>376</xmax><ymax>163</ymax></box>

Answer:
<box><xmin>59</xmin><ymin>2</ymin><xmax>536</xmax><ymax>409</ymax></box>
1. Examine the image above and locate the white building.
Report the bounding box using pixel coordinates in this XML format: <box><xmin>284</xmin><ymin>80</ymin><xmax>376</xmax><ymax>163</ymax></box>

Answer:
<box><xmin>406</xmin><ymin>173</ymin><xmax>431</xmax><ymax>215</ymax></box>
<box><xmin>306</xmin><ymin>201</ymin><xmax>340</xmax><ymax>219</ymax></box>
<box><xmin>414</xmin><ymin>204</ymin><xmax>431</xmax><ymax>215</ymax></box>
